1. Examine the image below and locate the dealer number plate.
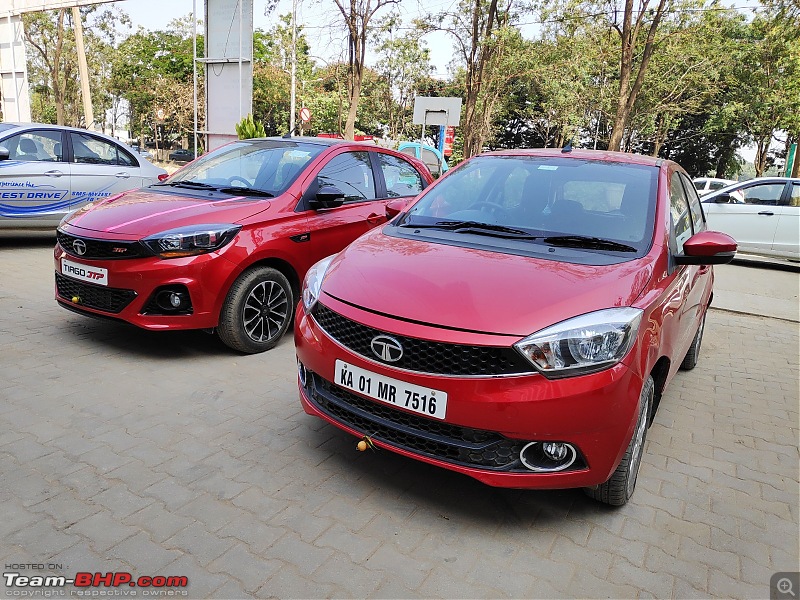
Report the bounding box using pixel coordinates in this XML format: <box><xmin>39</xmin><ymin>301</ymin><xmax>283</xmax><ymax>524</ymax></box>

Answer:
<box><xmin>61</xmin><ymin>258</ymin><xmax>108</xmax><ymax>287</ymax></box>
<box><xmin>335</xmin><ymin>360</ymin><xmax>447</xmax><ymax>420</ymax></box>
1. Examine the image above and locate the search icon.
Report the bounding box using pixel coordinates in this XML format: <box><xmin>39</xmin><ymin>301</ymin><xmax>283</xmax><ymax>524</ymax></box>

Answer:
<box><xmin>778</xmin><ymin>578</ymin><xmax>796</xmax><ymax>598</ymax></box>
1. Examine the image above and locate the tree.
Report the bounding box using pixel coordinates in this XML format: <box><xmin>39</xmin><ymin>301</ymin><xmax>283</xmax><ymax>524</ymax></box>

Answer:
<box><xmin>372</xmin><ymin>14</ymin><xmax>433</xmax><ymax>139</ymax></box>
<box><xmin>434</xmin><ymin>0</ymin><xmax>532</xmax><ymax>158</ymax></box>
<box><xmin>330</xmin><ymin>0</ymin><xmax>399</xmax><ymax>140</ymax></box>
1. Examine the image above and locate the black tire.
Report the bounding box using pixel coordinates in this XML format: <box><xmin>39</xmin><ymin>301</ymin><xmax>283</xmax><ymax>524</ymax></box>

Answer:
<box><xmin>680</xmin><ymin>312</ymin><xmax>705</xmax><ymax>371</ymax></box>
<box><xmin>584</xmin><ymin>375</ymin><xmax>654</xmax><ymax>506</ymax></box>
<box><xmin>217</xmin><ymin>267</ymin><xmax>293</xmax><ymax>354</ymax></box>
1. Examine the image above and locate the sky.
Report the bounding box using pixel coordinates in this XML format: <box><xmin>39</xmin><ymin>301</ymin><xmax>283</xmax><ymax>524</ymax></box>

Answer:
<box><xmin>114</xmin><ymin>0</ymin><xmax>457</xmax><ymax>76</ymax></box>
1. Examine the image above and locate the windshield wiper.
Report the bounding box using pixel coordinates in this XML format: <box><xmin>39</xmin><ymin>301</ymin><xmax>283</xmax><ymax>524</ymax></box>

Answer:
<box><xmin>154</xmin><ymin>180</ymin><xmax>216</xmax><ymax>189</ymax></box>
<box><xmin>543</xmin><ymin>235</ymin><xmax>637</xmax><ymax>252</ymax></box>
<box><xmin>216</xmin><ymin>186</ymin><xmax>274</xmax><ymax>197</ymax></box>
<box><xmin>399</xmin><ymin>219</ymin><xmax>539</xmax><ymax>239</ymax></box>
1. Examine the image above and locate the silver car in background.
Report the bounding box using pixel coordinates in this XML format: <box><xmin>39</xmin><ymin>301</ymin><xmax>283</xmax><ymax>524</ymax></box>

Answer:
<box><xmin>0</xmin><ymin>123</ymin><xmax>167</xmax><ymax>230</ymax></box>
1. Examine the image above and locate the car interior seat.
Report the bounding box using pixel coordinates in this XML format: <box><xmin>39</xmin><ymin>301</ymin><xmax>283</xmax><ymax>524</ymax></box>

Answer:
<box><xmin>17</xmin><ymin>138</ymin><xmax>42</xmax><ymax>160</ymax></box>
<box><xmin>515</xmin><ymin>173</ymin><xmax>551</xmax><ymax>228</ymax></box>
<box><xmin>616</xmin><ymin>182</ymin><xmax>651</xmax><ymax>241</ymax></box>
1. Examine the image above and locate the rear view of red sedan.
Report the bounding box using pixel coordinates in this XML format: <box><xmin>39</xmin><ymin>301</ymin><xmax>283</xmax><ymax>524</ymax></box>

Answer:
<box><xmin>296</xmin><ymin>148</ymin><xmax>736</xmax><ymax>505</ymax></box>
<box><xmin>54</xmin><ymin>137</ymin><xmax>432</xmax><ymax>353</ymax></box>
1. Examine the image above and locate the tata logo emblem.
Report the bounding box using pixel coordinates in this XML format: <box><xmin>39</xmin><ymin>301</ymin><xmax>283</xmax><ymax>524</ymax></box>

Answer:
<box><xmin>72</xmin><ymin>239</ymin><xmax>87</xmax><ymax>256</ymax></box>
<box><xmin>371</xmin><ymin>335</ymin><xmax>403</xmax><ymax>363</ymax></box>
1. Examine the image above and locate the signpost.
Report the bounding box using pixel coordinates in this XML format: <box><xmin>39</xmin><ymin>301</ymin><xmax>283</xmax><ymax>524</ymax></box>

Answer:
<box><xmin>413</xmin><ymin>97</ymin><xmax>462</xmax><ymax>175</ymax></box>
<box><xmin>299</xmin><ymin>107</ymin><xmax>311</xmax><ymax>123</ymax></box>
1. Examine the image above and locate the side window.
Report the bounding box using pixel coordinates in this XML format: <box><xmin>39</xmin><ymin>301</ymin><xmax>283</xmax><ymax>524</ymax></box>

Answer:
<box><xmin>741</xmin><ymin>183</ymin><xmax>786</xmax><ymax>206</ymax></box>
<box><xmin>709</xmin><ymin>181</ymin><xmax>725</xmax><ymax>191</ymax></box>
<box><xmin>70</xmin><ymin>133</ymin><xmax>137</xmax><ymax>167</ymax></box>
<box><xmin>317</xmin><ymin>151</ymin><xmax>375</xmax><ymax>202</ymax></box>
<box><xmin>377</xmin><ymin>153</ymin><xmax>424</xmax><ymax>198</ymax></box>
<box><xmin>790</xmin><ymin>183</ymin><xmax>800</xmax><ymax>207</ymax></box>
<box><xmin>4</xmin><ymin>130</ymin><xmax>63</xmax><ymax>162</ymax></box>
<box><xmin>680</xmin><ymin>173</ymin><xmax>705</xmax><ymax>233</ymax></box>
<box><xmin>670</xmin><ymin>172</ymin><xmax>693</xmax><ymax>254</ymax></box>
<box><xmin>420</xmin><ymin>148</ymin><xmax>441</xmax><ymax>177</ymax></box>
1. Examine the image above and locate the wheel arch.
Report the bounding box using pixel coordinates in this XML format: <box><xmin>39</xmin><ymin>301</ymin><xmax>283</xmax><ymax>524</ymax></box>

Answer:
<box><xmin>244</xmin><ymin>257</ymin><xmax>301</xmax><ymax>303</ymax></box>
<box><xmin>648</xmin><ymin>356</ymin><xmax>671</xmax><ymax>425</ymax></box>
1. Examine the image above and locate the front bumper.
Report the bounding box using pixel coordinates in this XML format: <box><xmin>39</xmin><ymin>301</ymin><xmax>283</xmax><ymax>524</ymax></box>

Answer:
<box><xmin>295</xmin><ymin>301</ymin><xmax>645</xmax><ymax>489</ymax></box>
<box><xmin>53</xmin><ymin>243</ymin><xmax>238</xmax><ymax>330</ymax></box>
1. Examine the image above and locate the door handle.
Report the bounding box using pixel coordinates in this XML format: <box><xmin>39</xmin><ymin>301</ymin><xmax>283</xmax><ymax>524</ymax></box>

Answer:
<box><xmin>366</xmin><ymin>213</ymin><xmax>383</xmax><ymax>224</ymax></box>
<box><xmin>44</xmin><ymin>170</ymin><xmax>64</xmax><ymax>177</ymax></box>
<box><xmin>758</xmin><ymin>211</ymin><xmax>774</xmax><ymax>216</ymax></box>
<box><xmin>115</xmin><ymin>172</ymin><xmax>130</xmax><ymax>179</ymax></box>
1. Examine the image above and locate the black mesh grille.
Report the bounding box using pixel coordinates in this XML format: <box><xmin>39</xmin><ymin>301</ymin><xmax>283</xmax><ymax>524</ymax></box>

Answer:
<box><xmin>306</xmin><ymin>371</ymin><xmax>531</xmax><ymax>471</ymax></box>
<box><xmin>312</xmin><ymin>303</ymin><xmax>534</xmax><ymax>376</ymax></box>
<box><xmin>58</xmin><ymin>230</ymin><xmax>146</xmax><ymax>260</ymax></box>
<box><xmin>55</xmin><ymin>273</ymin><xmax>137</xmax><ymax>314</ymax></box>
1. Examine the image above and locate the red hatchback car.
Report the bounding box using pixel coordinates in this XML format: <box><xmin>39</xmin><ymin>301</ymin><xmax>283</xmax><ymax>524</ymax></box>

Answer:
<box><xmin>295</xmin><ymin>148</ymin><xmax>737</xmax><ymax>505</ymax></box>
<box><xmin>55</xmin><ymin>137</ymin><xmax>432</xmax><ymax>353</ymax></box>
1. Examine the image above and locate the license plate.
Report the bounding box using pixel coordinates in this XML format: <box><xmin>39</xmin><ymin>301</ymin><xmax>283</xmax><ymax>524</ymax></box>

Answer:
<box><xmin>335</xmin><ymin>360</ymin><xmax>447</xmax><ymax>419</ymax></box>
<box><xmin>61</xmin><ymin>258</ymin><xmax>108</xmax><ymax>287</ymax></box>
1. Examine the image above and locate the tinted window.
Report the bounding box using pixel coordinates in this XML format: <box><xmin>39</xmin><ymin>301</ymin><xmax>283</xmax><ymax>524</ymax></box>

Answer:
<box><xmin>170</xmin><ymin>140</ymin><xmax>324</xmax><ymax>194</ymax></box>
<box><xmin>680</xmin><ymin>173</ymin><xmax>705</xmax><ymax>233</ymax></box>
<box><xmin>4</xmin><ymin>130</ymin><xmax>63</xmax><ymax>162</ymax></box>
<box><xmin>709</xmin><ymin>181</ymin><xmax>726</xmax><ymax>191</ymax></box>
<box><xmin>70</xmin><ymin>133</ymin><xmax>136</xmax><ymax>167</ymax></box>
<box><xmin>694</xmin><ymin>180</ymin><xmax>706</xmax><ymax>190</ymax></box>
<box><xmin>378</xmin><ymin>153</ymin><xmax>423</xmax><ymax>198</ymax></box>
<box><xmin>401</xmin><ymin>155</ymin><xmax>658</xmax><ymax>256</ymax></box>
<box><xmin>670</xmin><ymin>172</ymin><xmax>692</xmax><ymax>253</ymax></box>
<box><xmin>741</xmin><ymin>183</ymin><xmax>786</xmax><ymax>206</ymax></box>
<box><xmin>317</xmin><ymin>151</ymin><xmax>376</xmax><ymax>202</ymax></box>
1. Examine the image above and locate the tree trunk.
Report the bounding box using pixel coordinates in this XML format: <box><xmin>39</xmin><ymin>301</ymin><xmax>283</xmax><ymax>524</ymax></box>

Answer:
<box><xmin>54</xmin><ymin>9</ymin><xmax>66</xmax><ymax>125</ymax></box>
<box><xmin>754</xmin><ymin>133</ymin><xmax>771</xmax><ymax>177</ymax></box>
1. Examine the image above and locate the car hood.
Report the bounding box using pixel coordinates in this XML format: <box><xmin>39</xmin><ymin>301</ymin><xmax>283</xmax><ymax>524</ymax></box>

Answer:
<box><xmin>321</xmin><ymin>229</ymin><xmax>655</xmax><ymax>337</ymax></box>
<box><xmin>62</xmin><ymin>188</ymin><xmax>270</xmax><ymax>237</ymax></box>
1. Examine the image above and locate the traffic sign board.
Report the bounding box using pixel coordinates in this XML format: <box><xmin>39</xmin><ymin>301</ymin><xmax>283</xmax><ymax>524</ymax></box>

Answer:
<box><xmin>299</xmin><ymin>107</ymin><xmax>311</xmax><ymax>123</ymax></box>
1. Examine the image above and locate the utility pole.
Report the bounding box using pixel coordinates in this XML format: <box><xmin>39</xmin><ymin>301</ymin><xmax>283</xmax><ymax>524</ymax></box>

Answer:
<box><xmin>289</xmin><ymin>0</ymin><xmax>297</xmax><ymax>135</ymax></box>
<box><xmin>71</xmin><ymin>7</ymin><xmax>94</xmax><ymax>130</ymax></box>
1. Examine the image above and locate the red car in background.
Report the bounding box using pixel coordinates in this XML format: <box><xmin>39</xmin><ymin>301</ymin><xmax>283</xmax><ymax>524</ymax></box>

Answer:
<box><xmin>296</xmin><ymin>148</ymin><xmax>736</xmax><ymax>506</ymax></box>
<box><xmin>55</xmin><ymin>137</ymin><xmax>432</xmax><ymax>353</ymax></box>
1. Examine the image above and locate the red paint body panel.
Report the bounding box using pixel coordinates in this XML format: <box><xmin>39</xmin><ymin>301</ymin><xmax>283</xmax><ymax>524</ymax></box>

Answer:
<box><xmin>54</xmin><ymin>140</ymin><xmax>434</xmax><ymax>331</ymax></box>
<box><xmin>294</xmin><ymin>148</ymin><xmax>731</xmax><ymax>491</ymax></box>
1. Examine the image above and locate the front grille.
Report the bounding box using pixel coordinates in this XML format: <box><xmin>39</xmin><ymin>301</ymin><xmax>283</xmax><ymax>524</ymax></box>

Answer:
<box><xmin>312</xmin><ymin>303</ymin><xmax>534</xmax><ymax>377</ymax></box>
<box><xmin>305</xmin><ymin>371</ymin><xmax>530</xmax><ymax>471</ymax></box>
<box><xmin>57</xmin><ymin>230</ymin><xmax>146</xmax><ymax>260</ymax></box>
<box><xmin>55</xmin><ymin>273</ymin><xmax>137</xmax><ymax>314</ymax></box>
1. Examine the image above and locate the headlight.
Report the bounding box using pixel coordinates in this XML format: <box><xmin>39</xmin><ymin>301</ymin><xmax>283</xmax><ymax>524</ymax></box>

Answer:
<box><xmin>302</xmin><ymin>255</ymin><xmax>335</xmax><ymax>312</ymax></box>
<box><xmin>142</xmin><ymin>224</ymin><xmax>241</xmax><ymax>258</ymax></box>
<box><xmin>514</xmin><ymin>307</ymin><xmax>643</xmax><ymax>379</ymax></box>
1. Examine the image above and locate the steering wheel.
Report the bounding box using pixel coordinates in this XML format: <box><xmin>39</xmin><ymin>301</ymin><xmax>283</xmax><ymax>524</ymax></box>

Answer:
<box><xmin>226</xmin><ymin>175</ymin><xmax>251</xmax><ymax>187</ymax></box>
<box><xmin>471</xmin><ymin>201</ymin><xmax>510</xmax><ymax>219</ymax></box>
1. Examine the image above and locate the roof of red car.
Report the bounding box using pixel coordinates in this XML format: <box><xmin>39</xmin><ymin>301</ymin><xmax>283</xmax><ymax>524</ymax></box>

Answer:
<box><xmin>483</xmin><ymin>147</ymin><xmax>664</xmax><ymax>167</ymax></box>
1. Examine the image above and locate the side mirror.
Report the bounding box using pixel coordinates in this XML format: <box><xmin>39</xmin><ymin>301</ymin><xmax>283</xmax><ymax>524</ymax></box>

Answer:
<box><xmin>714</xmin><ymin>193</ymin><xmax>734</xmax><ymax>204</ymax></box>
<box><xmin>385</xmin><ymin>199</ymin><xmax>407</xmax><ymax>220</ymax></box>
<box><xmin>674</xmin><ymin>230</ymin><xmax>737</xmax><ymax>265</ymax></box>
<box><xmin>310</xmin><ymin>184</ymin><xmax>345</xmax><ymax>210</ymax></box>
<box><xmin>0</xmin><ymin>146</ymin><xmax>9</xmax><ymax>161</ymax></box>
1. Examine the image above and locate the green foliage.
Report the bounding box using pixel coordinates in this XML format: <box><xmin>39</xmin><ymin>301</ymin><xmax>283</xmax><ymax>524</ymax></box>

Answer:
<box><xmin>235</xmin><ymin>114</ymin><xmax>267</xmax><ymax>139</ymax></box>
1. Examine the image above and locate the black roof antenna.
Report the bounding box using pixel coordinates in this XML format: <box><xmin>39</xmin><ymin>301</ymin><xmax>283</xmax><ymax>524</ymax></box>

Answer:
<box><xmin>282</xmin><ymin>127</ymin><xmax>300</xmax><ymax>139</ymax></box>
<box><xmin>561</xmin><ymin>139</ymin><xmax>573</xmax><ymax>153</ymax></box>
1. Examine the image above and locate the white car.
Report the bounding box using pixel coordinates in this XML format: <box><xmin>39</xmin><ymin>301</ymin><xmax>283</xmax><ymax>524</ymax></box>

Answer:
<box><xmin>0</xmin><ymin>123</ymin><xmax>167</xmax><ymax>230</ymax></box>
<box><xmin>693</xmin><ymin>177</ymin><xmax>737</xmax><ymax>195</ymax></box>
<box><xmin>701</xmin><ymin>177</ymin><xmax>800</xmax><ymax>260</ymax></box>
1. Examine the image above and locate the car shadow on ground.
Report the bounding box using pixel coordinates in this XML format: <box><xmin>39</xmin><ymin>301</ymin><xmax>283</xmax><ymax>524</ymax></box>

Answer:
<box><xmin>298</xmin><ymin>418</ymin><xmax>618</xmax><ymax>526</ymax></box>
<box><xmin>55</xmin><ymin>317</ymin><xmax>291</xmax><ymax>359</ymax></box>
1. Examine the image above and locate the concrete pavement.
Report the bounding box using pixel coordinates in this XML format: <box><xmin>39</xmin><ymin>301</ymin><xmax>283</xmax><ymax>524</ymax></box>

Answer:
<box><xmin>1</xmin><ymin>238</ymin><xmax>798</xmax><ymax>599</ymax></box>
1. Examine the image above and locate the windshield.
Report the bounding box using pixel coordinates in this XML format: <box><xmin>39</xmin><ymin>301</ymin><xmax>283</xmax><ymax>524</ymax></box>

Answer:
<box><xmin>167</xmin><ymin>140</ymin><xmax>323</xmax><ymax>195</ymax></box>
<box><xmin>398</xmin><ymin>155</ymin><xmax>658</xmax><ymax>255</ymax></box>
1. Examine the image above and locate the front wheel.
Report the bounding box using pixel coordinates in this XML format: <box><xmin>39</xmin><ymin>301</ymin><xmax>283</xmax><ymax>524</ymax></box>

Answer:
<box><xmin>217</xmin><ymin>267</ymin><xmax>293</xmax><ymax>354</ymax></box>
<box><xmin>584</xmin><ymin>375</ymin><xmax>654</xmax><ymax>506</ymax></box>
<box><xmin>680</xmin><ymin>312</ymin><xmax>706</xmax><ymax>371</ymax></box>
